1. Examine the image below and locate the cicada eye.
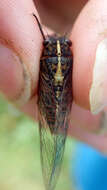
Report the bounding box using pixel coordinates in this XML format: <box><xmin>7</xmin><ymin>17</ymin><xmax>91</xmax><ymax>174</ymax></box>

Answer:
<box><xmin>43</xmin><ymin>39</ymin><xmax>52</xmax><ymax>46</ymax></box>
<box><xmin>43</xmin><ymin>39</ymin><xmax>50</xmax><ymax>46</ymax></box>
<box><xmin>65</xmin><ymin>39</ymin><xmax>72</xmax><ymax>46</ymax></box>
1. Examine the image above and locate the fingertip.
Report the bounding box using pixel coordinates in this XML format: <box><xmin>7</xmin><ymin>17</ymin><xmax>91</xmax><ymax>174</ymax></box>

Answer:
<box><xmin>71</xmin><ymin>1</ymin><xmax>98</xmax><ymax>110</ymax></box>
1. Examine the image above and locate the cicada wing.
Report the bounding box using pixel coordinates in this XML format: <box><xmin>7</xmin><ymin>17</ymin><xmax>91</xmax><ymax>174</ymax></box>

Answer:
<box><xmin>39</xmin><ymin>112</ymin><xmax>68</xmax><ymax>190</ymax></box>
<box><xmin>39</xmin><ymin>81</ymin><xmax>71</xmax><ymax>190</ymax></box>
<box><xmin>39</xmin><ymin>55</ymin><xmax>73</xmax><ymax>190</ymax></box>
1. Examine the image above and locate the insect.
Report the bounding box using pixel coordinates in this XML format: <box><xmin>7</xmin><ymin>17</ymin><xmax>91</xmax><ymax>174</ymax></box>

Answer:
<box><xmin>33</xmin><ymin>14</ymin><xmax>73</xmax><ymax>190</ymax></box>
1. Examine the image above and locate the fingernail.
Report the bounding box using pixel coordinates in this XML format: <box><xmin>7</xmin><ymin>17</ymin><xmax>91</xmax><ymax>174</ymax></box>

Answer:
<box><xmin>90</xmin><ymin>39</ymin><xmax>107</xmax><ymax>114</ymax></box>
<box><xmin>99</xmin><ymin>111</ymin><xmax>107</xmax><ymax>134</ymax></box>
<box><xmin>0</xmin><ymin>44</ymin><xmax>31</xmax><ymax>105</ymax></box>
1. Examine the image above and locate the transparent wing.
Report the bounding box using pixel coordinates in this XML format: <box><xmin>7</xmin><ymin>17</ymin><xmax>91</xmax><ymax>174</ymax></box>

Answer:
<box><xmin>39</xmin><ymin>112</ymin><xmax>68</xmax><ymax>190</ymax></box>
<box><xmin>39</xmin><ymin>80</ymin><xmax>71</xmax><ymax>190</ymax></box>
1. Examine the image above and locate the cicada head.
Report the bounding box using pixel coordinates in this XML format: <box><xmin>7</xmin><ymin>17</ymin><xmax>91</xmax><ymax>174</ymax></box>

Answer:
<box><xmin>42</xmin><ymin>35</ymin><xmax>72</xmax><ymax>57</ymax></box>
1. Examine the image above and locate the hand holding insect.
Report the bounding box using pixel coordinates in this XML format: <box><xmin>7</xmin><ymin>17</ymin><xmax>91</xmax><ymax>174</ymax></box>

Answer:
<box><xmin>0</xmin><ymin>0</ymin><xmax>107</xmax><ymax>153</ymax></box>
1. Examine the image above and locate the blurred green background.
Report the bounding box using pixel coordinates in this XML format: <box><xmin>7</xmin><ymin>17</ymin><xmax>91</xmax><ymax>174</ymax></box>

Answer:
<box><xmin>0</xmin><ymin>94</ymin><xmax>74</xmax><ymax>190</ymax></box>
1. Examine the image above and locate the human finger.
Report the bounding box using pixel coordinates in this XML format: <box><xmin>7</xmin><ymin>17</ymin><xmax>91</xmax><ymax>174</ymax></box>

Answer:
<box><xmin>71</xmin><ymin>0</ymin><xmax>107</xmax><ymax>113</ymax></box>
<box><xmin>0</xmin><ymin>0</ymin><xmax>42</xmax><ymax>106</ymax></box>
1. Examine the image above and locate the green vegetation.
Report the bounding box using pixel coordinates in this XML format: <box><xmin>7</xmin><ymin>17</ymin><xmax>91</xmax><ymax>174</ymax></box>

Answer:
<box><xmin>0</xmin><ymin>95</ymin><xmax>74</xmax><ymax>190</ymax></box>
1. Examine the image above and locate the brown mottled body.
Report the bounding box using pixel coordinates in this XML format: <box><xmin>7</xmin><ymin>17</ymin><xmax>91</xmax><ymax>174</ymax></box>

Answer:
<box><xmin>39</xmin><ymin>36</ymin><xmax>73</xmax><ymax>134</ymax></box>
<box><xmin>33</xmin><ymin>14</ymin><xmax>73</xmax><ymax>190</ymax></box>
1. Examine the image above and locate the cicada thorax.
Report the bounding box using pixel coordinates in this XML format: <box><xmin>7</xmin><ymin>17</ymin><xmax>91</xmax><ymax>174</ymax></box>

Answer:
<box><xmin>38</xmin><ymin>35</ymin><xmax>73</xmax><ymax>134</ymax></box>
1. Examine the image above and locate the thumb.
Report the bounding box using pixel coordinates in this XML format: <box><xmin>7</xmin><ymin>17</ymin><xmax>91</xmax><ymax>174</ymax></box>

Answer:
<box><xmin>0</xmin><ymin>0</ymin><xmax>42</xmax><ymax>105</ymax></box>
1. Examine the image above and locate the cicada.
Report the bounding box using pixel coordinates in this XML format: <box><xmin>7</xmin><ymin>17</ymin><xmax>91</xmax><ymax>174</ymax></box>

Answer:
<box><xmin>33</xmin><ymin>14</ymin><xmax>73</xmax><ymax>190</ymax></box>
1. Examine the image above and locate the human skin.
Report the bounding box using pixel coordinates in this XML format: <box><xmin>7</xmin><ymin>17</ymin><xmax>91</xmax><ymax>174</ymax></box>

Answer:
<box><xmin>0</xmin><ymin>0</ymin><xmax>107</xmax><ymax>153</ymax></box>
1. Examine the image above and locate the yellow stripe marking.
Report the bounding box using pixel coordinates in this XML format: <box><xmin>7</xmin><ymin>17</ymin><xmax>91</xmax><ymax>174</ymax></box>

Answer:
<box><xmin>54</xmin><ymin>40</ymin><xmax>64</xmax><ymax>83</ymax></box>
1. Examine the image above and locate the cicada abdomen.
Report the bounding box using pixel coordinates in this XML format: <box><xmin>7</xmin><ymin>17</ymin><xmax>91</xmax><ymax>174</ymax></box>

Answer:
<box><xmin>33</xmin><ymin>14</ymin><xmax>73</xmax><ymax>190</ymax></box>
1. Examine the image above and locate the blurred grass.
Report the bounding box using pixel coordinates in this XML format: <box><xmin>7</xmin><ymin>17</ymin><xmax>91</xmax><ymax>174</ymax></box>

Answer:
<box><xmin>0</xmin><ymin>94</ymin><xmax>74</xmax><ymax>190</ymax></box>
